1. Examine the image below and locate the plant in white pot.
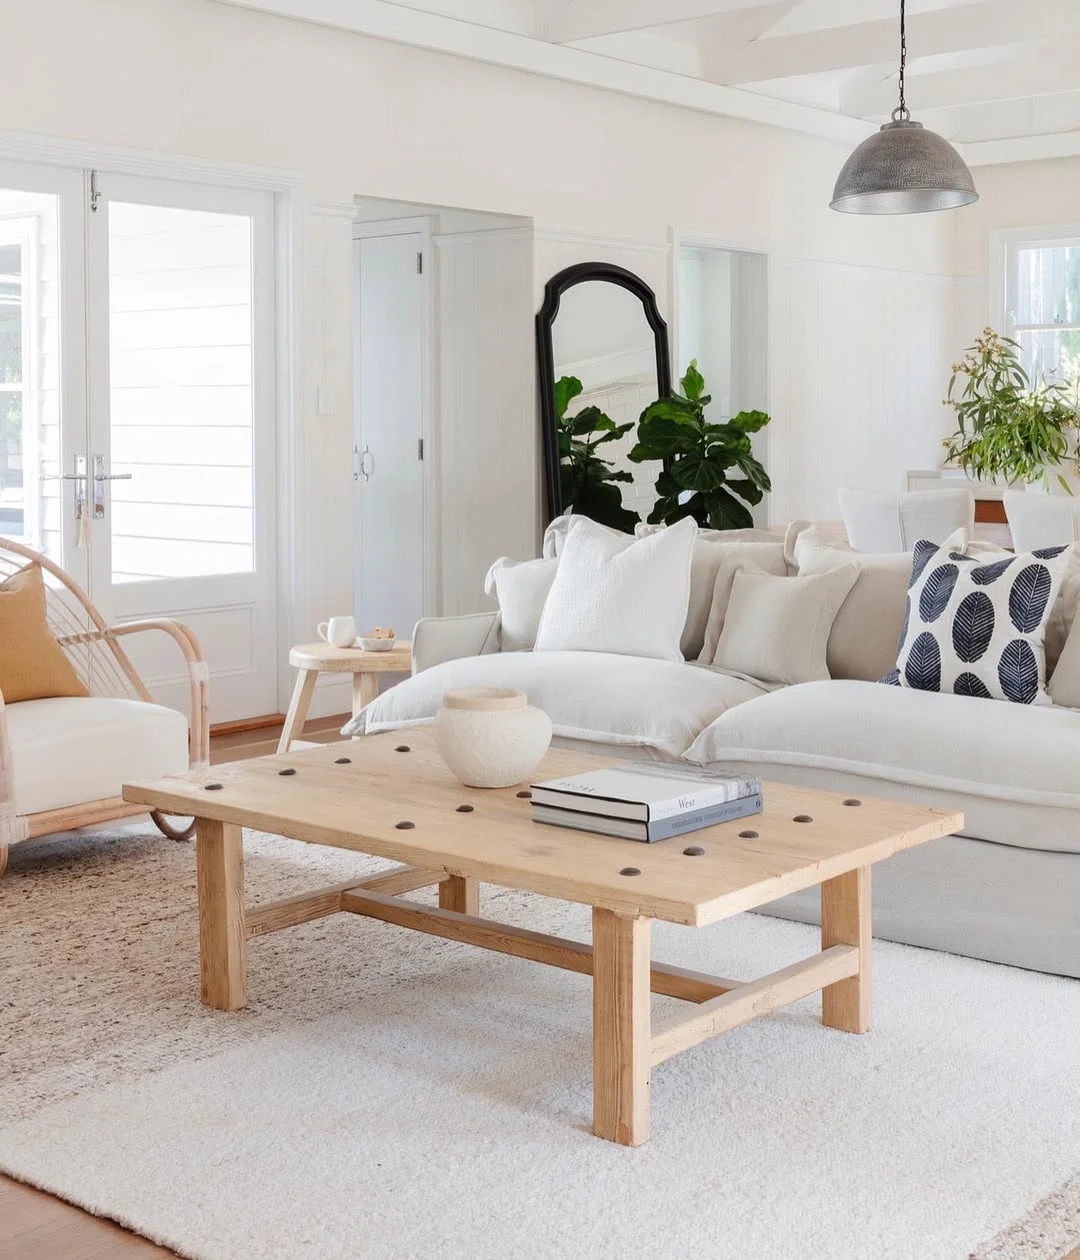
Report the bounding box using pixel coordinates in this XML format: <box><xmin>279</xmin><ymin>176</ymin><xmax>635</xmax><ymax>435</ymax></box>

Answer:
<box><xmin>943</xmin><ymin>328</ymin><xmax>1080</xmax><ymax>493</ymax></box>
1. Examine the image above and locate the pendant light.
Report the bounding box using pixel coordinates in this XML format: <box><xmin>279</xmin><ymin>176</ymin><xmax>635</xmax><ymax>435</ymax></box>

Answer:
<box><xmin>830</xmin><ymin>0</ymin><xmax>977</xmax><ymax>214</ymax></box>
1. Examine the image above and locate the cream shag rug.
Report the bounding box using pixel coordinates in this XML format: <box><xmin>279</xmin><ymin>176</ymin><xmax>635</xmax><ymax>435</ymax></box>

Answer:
<box><xmin>1</xmin><ymin>828</ymin><xmax>1079</xmax><ymax>1260</ymax></box>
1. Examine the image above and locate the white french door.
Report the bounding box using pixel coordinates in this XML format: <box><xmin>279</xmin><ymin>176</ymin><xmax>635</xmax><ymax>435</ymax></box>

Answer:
<box><xmin>86</xmin><ymin>174</ymin><xmax>278</xmax><ymax>721</ymax></box>
<box><xmin>0</xmin><ymin>157</ymin><xmax>279</xmax><ymax>723</ymax></box>
<box><xmin>0</xmin><ymin>161</ymin><xmax>88</xmax><ymax>585</ymax></box>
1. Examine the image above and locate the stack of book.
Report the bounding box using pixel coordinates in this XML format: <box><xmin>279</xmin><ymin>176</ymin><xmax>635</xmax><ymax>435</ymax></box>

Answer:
<box><xmin>529</xmin><ymin>763</ymin><xmax>763</xmax><ymax>843</ymax></box>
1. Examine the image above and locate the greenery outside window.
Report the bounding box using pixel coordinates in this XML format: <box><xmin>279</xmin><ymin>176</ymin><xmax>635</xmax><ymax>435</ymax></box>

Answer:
<box><xmin>1006</xmin><ymin>234</ymin><xmax>1080</xmax><ymax>387</ymax></box>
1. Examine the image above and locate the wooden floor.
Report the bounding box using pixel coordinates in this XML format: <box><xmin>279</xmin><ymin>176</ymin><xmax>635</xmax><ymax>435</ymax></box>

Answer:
<box><xmin>2</xmin><ymin>711</ymin><xmax>1078</xmax><ymax>1259</ymax></box>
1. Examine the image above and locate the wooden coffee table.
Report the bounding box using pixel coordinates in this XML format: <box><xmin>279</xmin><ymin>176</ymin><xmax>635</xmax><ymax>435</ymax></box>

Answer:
<box><xmin>124</xmin><ymin>731</ymin><xmax>961</xmax><ymax>1146</ymax></box>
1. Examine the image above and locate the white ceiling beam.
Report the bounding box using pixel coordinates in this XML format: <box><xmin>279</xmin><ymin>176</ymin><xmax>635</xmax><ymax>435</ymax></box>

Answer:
<box><xmin>708</xmin><ymin>0</ymin><xmax>1080</xmax><ymax>85</ymax></box>
<box><xmin>847</xmin><ymin>53</ymin><xmax>1080</xmax><ymax>117</ymax></box>
<box><xmin>212</xmin><ymin>0</ymin><xmax>870</xmax><ymax>142</ymax></box>
<box><xmin>537</xmin><ymin>0</ymin><xmax>789</xmax><ymax>46</ymax></box>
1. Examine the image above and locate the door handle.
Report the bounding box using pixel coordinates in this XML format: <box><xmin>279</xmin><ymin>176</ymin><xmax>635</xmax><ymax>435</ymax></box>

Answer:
<box><xmin>359</xmin><ymin>446</ymin><xmax>374</xmax><ymax>482</ymax></box>
<box><xmin>58</xmin><ymin>455</ymin><xmax>88</xmax><ymax>519</ymax></box>
<box><xmin>92</xmin><ymin>454</ymin><xmax>132</xmax><ymax>520</ymax></box>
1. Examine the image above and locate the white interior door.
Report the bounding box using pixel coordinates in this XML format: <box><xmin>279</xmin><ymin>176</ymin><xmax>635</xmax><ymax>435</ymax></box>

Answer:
<box><xmin>0</xmin><ymin>160</ymin><xmax>87</xmax><ymax>585</ymax></box>
<box><xmin>354</xmin><ymin>230</ymin><xmax>425</xmax><ymax>641</ymax></box>
<box><xmin>87</xmin><ymin>174</ymin><xmax>278</xmax><ymax>723</ymax></box>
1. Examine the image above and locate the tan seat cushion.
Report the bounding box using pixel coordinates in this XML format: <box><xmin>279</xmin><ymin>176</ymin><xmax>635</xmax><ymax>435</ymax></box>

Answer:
<box><xmin>0</xmin><ymin>564</ymin><xmax>89</xmax><ymax>703</ymax></box>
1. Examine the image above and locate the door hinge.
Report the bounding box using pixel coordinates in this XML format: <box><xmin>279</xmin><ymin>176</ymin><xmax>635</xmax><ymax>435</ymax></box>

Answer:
<box><xmin>416</xmin><ymin>251</ymin><xmax>423</xmax><ymax>275</ymax></box>
<box><xmin>417</xmin><ymin>438</ymin><xmax>424</xmax><ymax>461</ymax></box>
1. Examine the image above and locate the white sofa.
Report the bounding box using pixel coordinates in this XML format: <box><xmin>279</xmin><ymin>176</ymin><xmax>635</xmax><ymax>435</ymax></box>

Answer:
<box><xmin>348</xmin><ymin>521</ymin><xmax>1080</xmax><ymax>979</ymax></box>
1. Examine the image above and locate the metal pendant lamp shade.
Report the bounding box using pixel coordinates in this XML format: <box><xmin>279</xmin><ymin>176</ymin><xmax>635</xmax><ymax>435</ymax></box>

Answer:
<box><xmin>830</xmin><ymin>0</ymin><xmax>977</xmax><ymax>214</ymax></box>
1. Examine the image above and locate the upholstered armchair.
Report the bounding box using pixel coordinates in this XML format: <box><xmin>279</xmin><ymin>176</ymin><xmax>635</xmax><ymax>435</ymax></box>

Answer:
<box><xmin>0</xmin><ymin>540</ymin><xmax>210</xmax><ymax>876</ymax></box>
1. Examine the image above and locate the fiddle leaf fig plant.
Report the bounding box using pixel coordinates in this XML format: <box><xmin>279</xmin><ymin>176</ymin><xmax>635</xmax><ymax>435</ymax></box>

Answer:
<box><xmin>943</xmin><ymin>328</ymin><xmax>1080</xmax><ymax>493</ymax></box>
<box><xmin>629</xmin><ymin>360</ymin><xmax>771</xmax><ymax>530</ymax></box>
<box><xmin>555</xmin><ymin>375</ymin><xmax>641</xmax><ymax>533</ymax></box>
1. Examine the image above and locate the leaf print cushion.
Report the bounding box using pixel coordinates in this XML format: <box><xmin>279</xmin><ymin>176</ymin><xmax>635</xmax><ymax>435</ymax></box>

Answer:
<box><xmin>883</xmin><ymin>538</ymin><xmax>1077</xmax><ymax>706</ymax></box>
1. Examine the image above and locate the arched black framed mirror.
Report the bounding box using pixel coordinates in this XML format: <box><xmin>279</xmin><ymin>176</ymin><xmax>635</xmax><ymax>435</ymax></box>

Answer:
<box><xmin>537</xmin><ymin>262</ymin><xmax>672</xmax><ymax>527</ymax></box>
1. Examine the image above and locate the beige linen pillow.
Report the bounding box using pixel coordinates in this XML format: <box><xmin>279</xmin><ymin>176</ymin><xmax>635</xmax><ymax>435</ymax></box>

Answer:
<box><xmin>793</xmin><ymin>529</ymin><xmax>911</xmax><ymax>682</ymax></box>
<box><xmin>697</xmin><ymin>554</ymin><xmax>772</xmax><ymax>663</ymax></box>
<box><xmin>710</xmin><ymin>564</ymin><xmax>860</xmax><ymax>686</ymax></box>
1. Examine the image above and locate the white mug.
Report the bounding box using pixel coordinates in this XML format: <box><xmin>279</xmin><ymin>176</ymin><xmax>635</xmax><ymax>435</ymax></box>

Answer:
<box><xmin>317</xmin><ymin>616</ymin><xmax>356</xmax><ymax>648</ymax></box>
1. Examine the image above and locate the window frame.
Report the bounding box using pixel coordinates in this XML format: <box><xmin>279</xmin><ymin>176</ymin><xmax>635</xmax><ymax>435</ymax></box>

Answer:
<box><xmin>0</xmin><ymin>215</ymin><xmax>41</xmax><ymax>546</ymax></box>
<box><xmin>995</xmin><ymin>224</ymin><xmax>1080</xmax><ymax>386</ymax></box>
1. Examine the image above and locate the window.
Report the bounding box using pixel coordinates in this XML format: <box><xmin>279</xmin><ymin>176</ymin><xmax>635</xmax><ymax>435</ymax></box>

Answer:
<box><xmin>1006</xmin><ymin>235</ymin><xmax>1080</xmax><ymax>387</ymax></box>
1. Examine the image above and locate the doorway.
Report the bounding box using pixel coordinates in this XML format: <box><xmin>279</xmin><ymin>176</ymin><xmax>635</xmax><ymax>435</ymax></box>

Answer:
<box><xmin>0</xmin><ymin>157</ymin><xmax>280</xmax><ymax>723</ymax></box>
<box><xmin>676</xmin><ymin>243</ymin><xmax>769</xmax><ymax>523</ymax></box>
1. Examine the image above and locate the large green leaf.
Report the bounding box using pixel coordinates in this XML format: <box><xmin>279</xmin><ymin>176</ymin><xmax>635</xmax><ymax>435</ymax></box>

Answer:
<box><xmin>733</xmin><ymin>453</ymin><xmax>771</xmax><ymax>492</ymax></box>
<box><xmin>570</xmin><ymin>406</ymin><xmax>615</xmax><ymax>436</ymax></box>
<box><xmin>638</xmin><ymin>395</ymin><xmax>701</xmax><ymax>425</ymax></box>
<box><xmin>574</xmin><ymin>479</ymin><xmax>640</xmax><ymax>532</ymax></box>
<box><xmin>671</xmin><ymin>452</ymin><xmax>727</xmax><ymax>492</ymax></box>
<box><xmin>681</xmin><ymin>360</ymin><xmax>705</xmax><ymax>402</ymax></box>
<box><xmin>554</xmin><ymin>375</ymin><xmax>583</xmax><ymax>421</ymax></box>
<box><xmin>701</xmin><ymin>487</ymin><xmax>755</xmax><ymax>530</ymax></box>
<box><xmin>592</xmin><ymin>421</ymin><xmax>635</xmax><ymax>446</ymax></box>
<box><xmin>729</xmin><ymin>409</ymin><xmax>771</xmax><ymax>434</ymax></box>
<box><xmin>630</xmin><ymin>414</ymin><xmax>699</xmax><ymax>460</ymax></box>
<box><xmin>725</xmin><ymin>477</ymin><xmax>764</xmax><ymax>507</ymax></box>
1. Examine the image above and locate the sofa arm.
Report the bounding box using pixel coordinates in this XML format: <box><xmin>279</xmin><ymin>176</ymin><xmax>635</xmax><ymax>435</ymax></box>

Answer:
<box><xmin>412</xmin><ymin>612</ymin><xmax>501</xmax><ymax>674</ymax></box>
<box><xmin>111</xmin><ymin>619</ymin><xmax>211</xmax><ymax>769</ymax></box>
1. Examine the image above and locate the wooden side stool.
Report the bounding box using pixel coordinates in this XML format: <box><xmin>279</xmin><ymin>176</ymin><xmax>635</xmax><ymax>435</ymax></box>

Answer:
<box><xmin>278</xmin><ymin>641</ymin><xmax>412</xmax><ymax>753</ymax></box>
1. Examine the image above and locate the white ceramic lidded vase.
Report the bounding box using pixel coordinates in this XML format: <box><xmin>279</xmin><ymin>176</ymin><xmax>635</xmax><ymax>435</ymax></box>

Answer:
<box><xmin>433</xmin><ymin>688</ymin><xmax>552</xmax><ymax>788</ymax></box>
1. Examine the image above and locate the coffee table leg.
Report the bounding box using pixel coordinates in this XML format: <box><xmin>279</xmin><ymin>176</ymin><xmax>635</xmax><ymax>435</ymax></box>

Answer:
<box><xmin>278</xmin><ymin>668</ymin><xmax>318</xmax><ymax>753</ymax></box>
<box><xmin>439</xmin><ymin>874</ymin><xmax>479</xmax><ymax>916</ymax></box>
<box><xmin>196</xmin><ymin>818</ymin><xmax>247</xmax><ymax>1011</ymax></box>
<box><xmin>821</xmin><ymin>865</ymin><xmax>871</xmax><ymax>1034</ymax></box>
<box><xmin>592</xmin><ymin>908</ymin><xmax>651</xmax><ymax>1146</ymax></box>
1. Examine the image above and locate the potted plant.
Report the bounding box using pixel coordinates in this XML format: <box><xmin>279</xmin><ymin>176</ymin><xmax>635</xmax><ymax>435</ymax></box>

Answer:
<box><xmin>943</xmin><ymin>328</ymin><xmax>1080</xmax><ymax>493</ymax></box>
<box><xmin>629</xmin><ymin>361</ymin><xmax>771</xmax><ymax>530</ymax></box>
<box><xmin>554</xmin><ymin>376</ymin><xmax>640</xmax><ymax>532</ymax></box>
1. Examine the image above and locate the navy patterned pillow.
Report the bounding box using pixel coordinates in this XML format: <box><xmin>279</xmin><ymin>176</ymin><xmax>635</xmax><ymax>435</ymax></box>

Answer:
<box><xmin>882</xmin><ymin>538</ymin><xmax>1077</xmax><ymax>705</ymax></box>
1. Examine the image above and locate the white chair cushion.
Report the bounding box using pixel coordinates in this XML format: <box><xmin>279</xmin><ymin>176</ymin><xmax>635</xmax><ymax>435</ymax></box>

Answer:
<box><xmin>7</xmin><ymin>696</ymin><xmax>189</xmax><ymax>817</ymax></box>
<box><xmin>685</xmin><ymin>679</ymin><xmax>1080</xmax><ymax>853</ymax></box>
<box><xmin>344</xmin><ymin>650</ymin><xmax>767</xmax><ymax>759</ymax></box>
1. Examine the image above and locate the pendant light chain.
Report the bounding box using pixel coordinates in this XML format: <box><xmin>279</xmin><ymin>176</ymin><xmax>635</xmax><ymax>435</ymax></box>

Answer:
<box><xmin>896</xmin><ymin>0</ymin><xmax>908</xmax><ymax>121</ymax></box>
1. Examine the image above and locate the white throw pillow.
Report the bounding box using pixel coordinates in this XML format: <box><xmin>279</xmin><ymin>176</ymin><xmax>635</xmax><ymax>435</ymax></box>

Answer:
<box><xmin>793</xmin><ymin>527</ymin><xmax>912</xmax><ymax>682</ymax></box>
<box><xmin>483</xmin><ymin>556</ymin><xmax>558</xmax><ymax>652</ymax></box>
<box><xmin>710</xmin><ymin>564</ymin><xmax>860</xmax><ymax>686</ymax></box>
<box><xmin>886</xmin><ymin>538</ymin><xmax>1077</xmax><ymax>705</ymax></box>
<box><xmin>534</xmin><ymin>516</ymin><xmax>697</xmax><ymax>661</ymax></box>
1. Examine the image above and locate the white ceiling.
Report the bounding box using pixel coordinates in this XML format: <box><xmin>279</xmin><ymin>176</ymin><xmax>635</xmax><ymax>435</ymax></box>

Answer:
<box><xmin>218</xmin><ymin>0</ymin><xmax>1080</xmax><ymax>164</ymax></box>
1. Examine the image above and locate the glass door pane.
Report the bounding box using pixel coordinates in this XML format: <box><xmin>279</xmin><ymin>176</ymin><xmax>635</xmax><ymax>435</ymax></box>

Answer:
<box><xmin>0</xmin><ymin>188</ymin><xmax>62</xmax><ymax>561</ymax></box>
<box><xmin>107</xmin><ymin>201</ymin><xmax>255</xmax><ymax>582</ymax></box>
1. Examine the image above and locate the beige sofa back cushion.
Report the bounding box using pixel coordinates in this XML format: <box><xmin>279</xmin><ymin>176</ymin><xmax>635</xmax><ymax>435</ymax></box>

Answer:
<box><xmin>710</xmin><ymin>564</ymin><xmax>859</xmax><ymax>686</ymax></box>
<box><xmin>794</xmin><ymin>528</ymin><xmax>912</xmax><ymax>681</ymax></box>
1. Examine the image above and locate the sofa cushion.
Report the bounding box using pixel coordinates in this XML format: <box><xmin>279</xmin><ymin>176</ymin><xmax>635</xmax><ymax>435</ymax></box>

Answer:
<box><xmin>344</xmin><ymin>651</ymin><xmax>768</xmax><ymax>759</ymax></box>
<box><xmin>483</xmin><ymin>557</ymin><xmax>558</xmax><ymax>652</ymax></box>
<box><xmin>7</xmin><ymin>696</ymin><xmax>189</xmax><ymax>816</ymax></box>
<box><xmin>685</xmin><ymin>679</ymin><xmax>1080</xmax><ymax>853</ymax></box>
<box><xmin>710</xmin><ymin>564</ymin><xmax>859</xmax><ymax>686</ymax></box>
<box><xmin>793</xmin><ymin>527</ymin><xmax>912</xmax><ymax>682</ymax></box>
<box><xmin>888</xmin><ymin>539</ymin><xmax>1076</xmax><ymax>705</ymax></box>
<box><xmin>535</xmin><ymin>517</ymin><xmax>696</xmax><ymax>661</ymax></box>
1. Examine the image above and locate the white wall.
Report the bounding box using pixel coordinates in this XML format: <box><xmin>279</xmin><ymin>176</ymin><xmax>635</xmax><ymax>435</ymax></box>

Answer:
<box><xmin>1</xmin><ymin>0</ymin><xmax>962</xmax><ymax>708</ymax></box>
<box><xmin>951</xmin><ymin>156</ymin><xmax>1080</xmax><ymax>351</ymax></box>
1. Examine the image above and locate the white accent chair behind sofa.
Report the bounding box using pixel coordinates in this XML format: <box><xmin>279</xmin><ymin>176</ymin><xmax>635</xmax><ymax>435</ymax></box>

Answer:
<box><xmin>838</xmin><ymin>487</ymin><xmax>975</xmax><ymax>552</ymax></box>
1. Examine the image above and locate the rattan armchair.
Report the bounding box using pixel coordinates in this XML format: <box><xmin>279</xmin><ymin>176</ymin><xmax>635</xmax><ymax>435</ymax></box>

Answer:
<box><xmin>0</xmin><ymin>540</ymin><xmax>210</xmax><ymax>875</ymax></box>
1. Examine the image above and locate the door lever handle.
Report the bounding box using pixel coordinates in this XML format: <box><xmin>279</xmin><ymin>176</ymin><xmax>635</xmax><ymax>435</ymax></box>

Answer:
<box><xmin>91</xmin><ymin>454</ymin><xmax>132</xmax><ymax>520</ymax></box>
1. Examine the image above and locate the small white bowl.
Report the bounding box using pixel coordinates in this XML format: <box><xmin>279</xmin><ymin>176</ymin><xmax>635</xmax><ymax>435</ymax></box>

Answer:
<box><xmin>356</xmin><ymin>636</ymin><xmax>396</xmax><ymax>652</ymax></box>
